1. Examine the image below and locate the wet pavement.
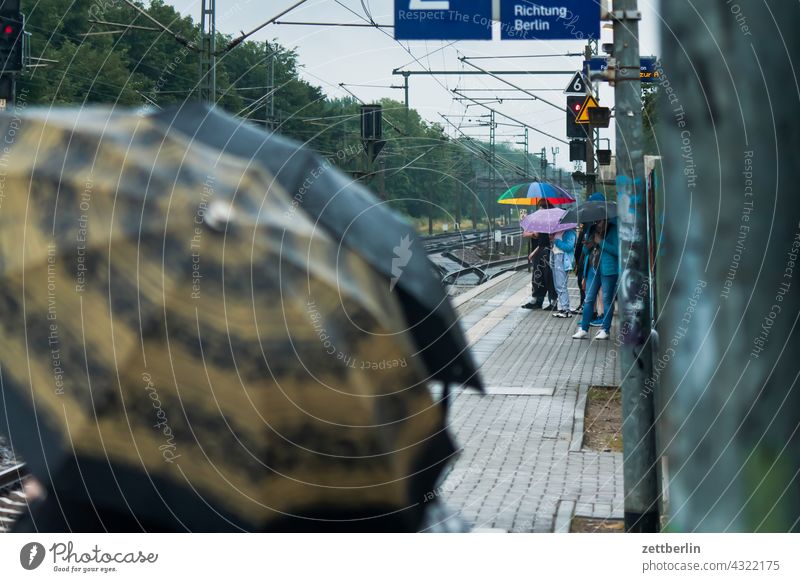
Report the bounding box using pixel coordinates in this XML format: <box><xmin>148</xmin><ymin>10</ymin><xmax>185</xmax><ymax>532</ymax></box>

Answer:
<box><xmin>439</xmin><ymin>271</ymin><xmax>624</xmax><ymax>532</ymax></box>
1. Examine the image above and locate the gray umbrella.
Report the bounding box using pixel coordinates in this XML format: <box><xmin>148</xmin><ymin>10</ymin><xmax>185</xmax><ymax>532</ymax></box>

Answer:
<box><xmin>560</xmin><ymin>200</ymin><xmax>618</xmax><ymax>224</ymax></box>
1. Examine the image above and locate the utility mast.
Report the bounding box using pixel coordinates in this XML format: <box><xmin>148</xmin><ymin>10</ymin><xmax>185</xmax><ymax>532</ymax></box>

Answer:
<box><xmin>612</xmin><ymin>0</ymin><xmax>660</xmax><ymax>532</ymax></box>
<box><xmin>199</xmin><ymin>0</ymin><xmax>216</xmax><ymax>103</ymax></box>
<box><xmin>265</xmin><ymin>41</ymin><xmax>276</xmax><ymax>131</ymax></box>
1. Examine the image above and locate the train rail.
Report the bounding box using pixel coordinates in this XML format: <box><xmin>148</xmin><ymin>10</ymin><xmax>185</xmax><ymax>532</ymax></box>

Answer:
<box><xmin>424</xmin><ymin>226</ymin><xmax>525</xmax><ymax>289</ymax></box>
<box><xmin>441</xmin><ymin>256</ymin><xmax>529</xmax><ymax>286</ymax></box>
<box><xmin>422</xmin><ymin>226</ymin><xmax>520</xmax><ymax>254</ymax></box>
<box><xmin>0</xmin><ymin>463</ymin><xmax>28</xmax><ymax>532</ymax></box>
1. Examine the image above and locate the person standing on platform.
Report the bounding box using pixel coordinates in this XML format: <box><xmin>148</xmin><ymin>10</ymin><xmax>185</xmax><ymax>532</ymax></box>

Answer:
<box><xmin>572</xmin><ymin>218</ymin><xmax>619</xmax><ymax>340</ymax></box>
<box><xmin>550</xmin><ymin>226</ymin><xmax>577</xmax><ymax>318</ymax></box>
<box><xmin>573</xmin><ymin>192</ymin><xmax>607</xmax><ymax>315</ymax></box>
<box><xmin>522</xmin><ymin>199</ymin><xmax>557</xmax><ymax>310</ymax></box>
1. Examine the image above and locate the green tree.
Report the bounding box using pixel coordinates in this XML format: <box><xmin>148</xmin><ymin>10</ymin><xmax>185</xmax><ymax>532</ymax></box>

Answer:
<box><xmin>14</xmin><ymin>1</ymin><xmax>543</xmax><ymax>226</ymax></box>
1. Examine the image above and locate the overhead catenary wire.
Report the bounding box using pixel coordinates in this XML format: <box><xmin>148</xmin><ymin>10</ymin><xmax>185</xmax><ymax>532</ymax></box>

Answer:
<box><xmin>394</xmin><ymin>41</ymin><xmax>459</xmax><ymax>71</ymax></box>
<box><xmin>274</xmin><ymin>20</ymin><xmax>392</xmax><ymax>28</ymax></box>
<box><xmin>83</xmin><ymin>0</ymin><xmax>538</xmax><ymax>191</ymax></box>
<box><xmin>220</xmin><ymin>0</ymin><xmax>310</xmax><ymax>54</ymax></box>
<box><xmin>454</xmin><ymin>87</ymin><xmax>564</xmax><ymax>92</ymax></box>
<box><xmin>120</xmin><ymin>0</ymin><xmax>196</xmax><ymax>50</ymax></box>
<box><xmin>334</xmin><ymin>82</ymin><xmax>407</xmax><ymax>136</ymax></box>
<box><xmin>463</xmin><ymin>52</ymin><xmax>583</xmax><ymax>59</ymax></box>
<box><xmin>452</xmin><ymin>89</ymin><xmax>568</xmax><ymax>145</ymax></box>
<box><xmin>333</xmin><ymin>0</ymin><xmax>458</xmax><ymax>100</ymax></box>
<box><xmin>458</xmin><ymin>56</ymin><xmax>567</xmax><ymax>114</ymax></box>
<box><xmin>21</xmin><ymin>19</ymin><xmax>201</xmax><ymax>88</ymax></box>
<box><xmin>332</xmin><ymin>0</ymin><xmax>496</xmax><ymax>154</ymax></box>
<box><xmin>439</xmin><ymin>115</ymin><xmax>528</xmax><ymax>178</ymax></box>
<box><xmin>340</xmin><ymin>82</ymin><xmax>405</xmax><ymax>90</ymax></box>
<box><xmin>88</xmin><ymin>19</ymin><xmax>160</xmax><ymax>32</ymax></box>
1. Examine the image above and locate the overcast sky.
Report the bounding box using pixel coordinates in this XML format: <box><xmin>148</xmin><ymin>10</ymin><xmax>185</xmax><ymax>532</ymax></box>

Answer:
<box><xmin>168</xmin><ymin>0</ymin><xmax>661</xmax><ymax>169</ymax></box>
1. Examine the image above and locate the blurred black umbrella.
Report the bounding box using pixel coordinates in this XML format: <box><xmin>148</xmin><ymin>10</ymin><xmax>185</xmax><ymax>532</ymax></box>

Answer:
<box><xmin>156</xmin><ymin>104</ymin><xmax>481</xmax><ymax>392</ymax></box>
<box><xmin>560</xmin><ymin>200</ymin><xmax>618</xmax><ymax>224</ymax></box>
<box><xmin>0</xmin><ymin>105</ymin><xmax>473</xmax><ymax>532</ymax></box>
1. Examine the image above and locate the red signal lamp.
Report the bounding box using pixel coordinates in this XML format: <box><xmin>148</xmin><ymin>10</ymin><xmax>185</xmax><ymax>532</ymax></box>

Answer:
<box><xmin>3</xmin><ymin>24</ymin><xmax>13</xmax><ymax>35</ymax></box>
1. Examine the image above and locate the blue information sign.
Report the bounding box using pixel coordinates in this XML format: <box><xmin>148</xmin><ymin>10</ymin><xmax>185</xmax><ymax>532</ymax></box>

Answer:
<box><xmin>500</xmin><ymin>1</ymin><xmax>600</xmax><ymax>40</ymax></box>
<box><xmin>585</xmin><ymin>56</ymin><xmax>661</xmax><ymax>82</ymax></box>
<box><xmin>394</xmin><ymin>0</ymin><xmax>493</xmax><ymax>40</ymax></box>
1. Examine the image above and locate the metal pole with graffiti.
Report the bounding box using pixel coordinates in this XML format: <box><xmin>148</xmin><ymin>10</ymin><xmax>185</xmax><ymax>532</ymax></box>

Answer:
<box><xmin>612</xmin><ymin>0</ymin><xmax>660</xmax><ymax>532</ymax></box>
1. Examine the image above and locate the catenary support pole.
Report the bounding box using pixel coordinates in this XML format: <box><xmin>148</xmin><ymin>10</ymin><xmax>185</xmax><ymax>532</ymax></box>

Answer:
<box><xmin>613</xmin><ymin>0</ymin><xmax>660</xmax><ymax>532</ymax></box>
<box><xmin>265</xmin><ymin>41</ymin><xmax>275</xmax><ymax>131</ymax></box>
<box><xmin>199</xmin><ymin>0</ymin><xmax>216</xmax><ymax>103</ymax></box>
<box><xmin>584</xmin><ymin>44</ymin><xmax>596</xmax><ymax>197</ymax></box>
<box><xmin>489</xmin><ymin>110</ymin><xmax>496</xmax><ymax>245</ymax></box>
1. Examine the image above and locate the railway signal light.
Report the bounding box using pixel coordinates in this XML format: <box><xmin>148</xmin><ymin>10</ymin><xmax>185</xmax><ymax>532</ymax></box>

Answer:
<box><xmin>566</xmin><ymin>96</ymin><xmax>588</xmax><ymax>139</ymax></box>
<box><xmin>0</xmin><ymin>11</ymin><xmax>24</xmax><ymax>74</ymax></box>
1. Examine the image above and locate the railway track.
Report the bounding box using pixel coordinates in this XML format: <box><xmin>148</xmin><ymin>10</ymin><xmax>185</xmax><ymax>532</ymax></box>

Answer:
<box><xmin>422</xmin><ymin>226</ymin><xmax>520</xmax><ymax>254</ymax></box>
<box><xmin>0</xmin><ymin>463</ymin><xmax>28</xmax><ymax>532</ymax></box>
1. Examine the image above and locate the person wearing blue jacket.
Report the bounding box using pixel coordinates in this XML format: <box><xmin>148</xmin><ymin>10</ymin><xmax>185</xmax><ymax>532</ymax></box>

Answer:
<box><xmin>574</xmin><ymin>192</ymin><xmax>607</xmax><ymax>315</ymax></box>
<box><xmin>550</xmin><ymin>227</ymin><xmax>577</xmax><ymax>318</ymax></box>
<box><xmin>572</xmin><ymin>218</ymin><xmax>618</xmax><ymax>339</ymax></box>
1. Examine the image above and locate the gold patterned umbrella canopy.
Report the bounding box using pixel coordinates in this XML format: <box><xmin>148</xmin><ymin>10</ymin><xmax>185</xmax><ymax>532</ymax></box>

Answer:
<box><xmin>0</xmin><ymin>107</ymin><xmax>461</xmax><ymax>531</ymax></box>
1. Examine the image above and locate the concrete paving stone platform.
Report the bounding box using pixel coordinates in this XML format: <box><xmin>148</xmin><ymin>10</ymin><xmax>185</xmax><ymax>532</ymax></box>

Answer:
<box><xmin>437</xmin><ymin>271</ymin><xmax>624</xmax><ymax>533</ymax></box>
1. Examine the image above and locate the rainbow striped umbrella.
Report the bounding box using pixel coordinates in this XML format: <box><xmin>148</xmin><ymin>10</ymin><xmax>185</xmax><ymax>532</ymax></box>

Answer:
<box><xmin>497</xmin><ymin>181</ymin><xmax>576</xmax><ymax>206</ymax></box>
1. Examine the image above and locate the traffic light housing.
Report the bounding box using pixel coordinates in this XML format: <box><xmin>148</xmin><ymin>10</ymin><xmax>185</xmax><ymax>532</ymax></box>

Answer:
<box><xmin>566</xmin><ymin>96</ymin><xmax>588</xmax><ymax>139</ymax></box>
<box><xmin>589</xmin><ymin>106</ymin><xmax>612</xmax><ymax>128</ymax></box>
<box><xmin>360</xmin><ymin>104</ymin><xmax>383</xmax><ymax>141</ymax></box>
<box><xmin>569</xmin><ymin>139</ymin><xmax>586</xmax><ymax>162</ymax></box>
<box><xmin>360</xmin><ymin>104</ymin><xmax>385</xmax><ymax>163</ymax></box>
<box><xmin>0</xmin><ymin>10</ymin><xmax>24</xmax><ymax>74</ymax></box>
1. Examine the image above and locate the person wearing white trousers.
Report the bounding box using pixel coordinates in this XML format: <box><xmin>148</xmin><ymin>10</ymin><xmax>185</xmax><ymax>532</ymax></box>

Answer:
<box><xmin>550</xmin><ymin>228</ymin><xmax>576</xmax><ymax>318</ymax></box>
